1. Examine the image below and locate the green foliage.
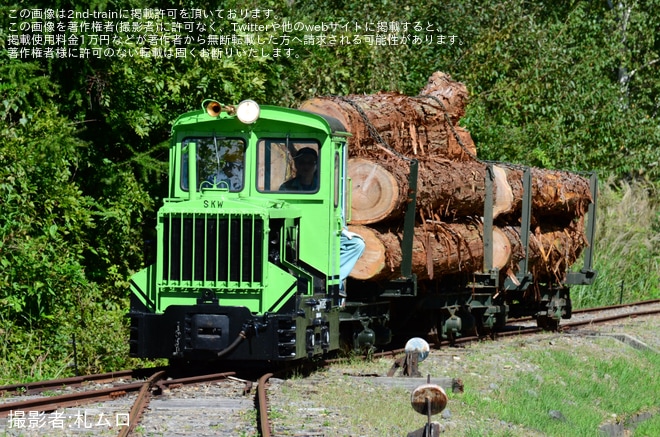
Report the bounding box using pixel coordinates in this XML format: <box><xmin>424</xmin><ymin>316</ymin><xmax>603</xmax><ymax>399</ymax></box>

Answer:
<box><xmin>454</xmin><ymin>1</ymin><xmax>660</xmax><ymax>177</ymax></box>
<box><xmin>0</xmin><ymin>64</ymin><xmax>93</xmax><ymax>326</ymax></box>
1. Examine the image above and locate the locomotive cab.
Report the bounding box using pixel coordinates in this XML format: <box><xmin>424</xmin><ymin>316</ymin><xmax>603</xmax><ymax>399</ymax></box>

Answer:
<box><xmin>129</xmin><ymin>100</ymin><xmax>351</xmax><ymax>362</ymax></box>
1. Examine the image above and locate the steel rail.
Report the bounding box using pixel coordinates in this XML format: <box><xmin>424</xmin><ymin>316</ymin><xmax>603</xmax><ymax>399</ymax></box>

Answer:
<box><xmin>157</xmin><ymin>371</ymin><xmax>236</xmax><ymax>390</ymax></box>
<box><xmin>508</xmin><ymin>299</ymin><xmax>660</xmax><ymax>323</ymax></box>
<box><xmin>256</xmin><ymin>372</ymin><xmax>273</xmax><ymax>437</ymax></box>
<box><xmin>0</xmin><ymin>370</ymin><xmax>238</xmax><ymax>420</ymax></box>
<box><xmin>0</xmin><ymin>368</ymin><xmax>165</xmax><ymax>396</ymax></box>
<box><xmin>462</xmin><ymin>305</ymin><xmax>660</xmax><ymax>342</ymax></box>
<box><xmin>574</xmin><ymin>298</ymin><xmax>660</xmax><ymax>313</ymax></box>
<box><xmin>117</xmin><ymin>370</ymin><xmax>166</xmax><ymax>437</ymax></box>
<box><xmin>328</xmin><ymin>302</ymin><xmax>660</xmax><ymax>363</ymax></box>
<box><xmin>0</xmin><ymin>380</ymin><xmax>146</xmax><ymax>418</ymax></box>
<box><xmin>561</xmin><ymin>307</ymin><xmax>660</xmax><ymax>329</ymax></box>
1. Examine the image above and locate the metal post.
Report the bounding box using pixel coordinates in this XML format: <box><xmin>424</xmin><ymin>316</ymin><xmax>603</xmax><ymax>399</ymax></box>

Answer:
<box><xmin>566</xmin><ymin>172</ymin><xmax>599</xmax><ymax>285</ymax></box>
<box><xmin>518</xmin><ymin>167</ymin><xmax>532</xmax><ymax>277</ymax></box>
<box><xmin>582</xmin><ymin>172</ymin><xmax>599</xmax><ymax>272</ymax></box>
<box><xmin>483</xmin><ymin>163</ymin><xmax>494</xmax><ymax>272</ymax></box>
<box><xmin>401</xmin><ymin>159</ymin><xmax>418</xmax><ymax>279</ymax></box>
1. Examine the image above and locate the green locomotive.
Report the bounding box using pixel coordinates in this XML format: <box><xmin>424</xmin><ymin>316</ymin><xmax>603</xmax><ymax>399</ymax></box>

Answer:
<box><xmin>129</xmin><ymin>99</ymin><xmax>598</xmax><ymax>362</ymax></box>
<box><xmin>129</xmin><ymin>100</ymin><xmax>357</xmax><ymax>361</ymax></box>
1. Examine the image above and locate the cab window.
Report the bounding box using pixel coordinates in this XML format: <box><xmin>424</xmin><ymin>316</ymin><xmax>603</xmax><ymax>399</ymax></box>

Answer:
<box><xmin>181</xmin><ymin>137</ymin><xmax>245</xmax><ymax>192</ymax></box>
<box><xmin>257</xmin><ymin>139</ymin><xmax>320</xmax><ymax>193</ymax></box>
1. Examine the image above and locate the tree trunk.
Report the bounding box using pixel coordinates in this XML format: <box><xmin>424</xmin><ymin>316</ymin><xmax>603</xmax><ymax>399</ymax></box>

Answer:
<box><xmin>417</xmin><ymin>71</ymin><xmax>470</xmax><ymax>124</ymax></box>
<box><xmin>501</xmin><ymin>218</ymin><xmax>589</xmax><ymax>282</ymax></box>
<box><xmin>299</xmin><ymin>72</ymin><xmax>476</xmax><ymax>160</ymax></box>
<box><xmin>348</xmin><ymin>222</ymin><xmax>518</xmax><ymax>281</ymax></box>
<box><xmin>499</xmin><ymin>165</ymin><xmax>594</xmax><ymax>222</ymax></box>
<box><xmin>348</xmin><ymin>220</ymin><xmax>587</xmax><ymax>283</ymax></box>
<box><xmin>348</xmin><ymin>157</ymin><xmax>591</xmax><ymax>225</ymax></box>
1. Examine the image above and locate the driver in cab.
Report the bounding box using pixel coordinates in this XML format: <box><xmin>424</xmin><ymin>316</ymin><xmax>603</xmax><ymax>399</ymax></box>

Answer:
<box><xmin>279</xmin><ymin>147</ymin><xmax>318</xmax><ymax>191</ymax></box>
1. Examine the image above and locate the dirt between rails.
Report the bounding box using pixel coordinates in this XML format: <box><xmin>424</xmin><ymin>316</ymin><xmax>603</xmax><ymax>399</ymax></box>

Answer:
<box><xmin>267</xmin><ymin>311</ymin><xmax>660</xmax><ymax>437</ymax></box>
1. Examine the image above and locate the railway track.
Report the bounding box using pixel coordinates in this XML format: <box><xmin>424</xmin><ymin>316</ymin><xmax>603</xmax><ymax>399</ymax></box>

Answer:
<box><xmin>1</xmin><ymin>300</ymin><xmax>658</xmax><ymax>436</ymax></box>
<box><xmin>0</xmin><ymin>369</ymin><xmax>273</xmax><ymax>436</ymax></box>
<box><xmin>447</xmin><ymin>298</ymin><xmax>660</xmax><ymax>347</ymax></box>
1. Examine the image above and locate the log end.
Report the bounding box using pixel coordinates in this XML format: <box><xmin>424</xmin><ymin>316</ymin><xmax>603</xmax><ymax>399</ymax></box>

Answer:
<box><xmin>299</xmin><ymin>98</ymin><xmax>350</xmax><ymax>131</ymax></box>
<box><xmin>348</xmin><ymin>158</ymin><xmax>400</xmax><ymax>224</ymax></box>
<box><xmin>492</xmin><ymin>227</ymin><xmax>513</xmax><ymax>270</ymax></box>
<box><xmin>347</xmin><ymin>225</ymin><xmax>386</xmax><ymax>280</ymax></box>
<box><xmin>493</xmin><ymin>165</ymin><xmax>515</xmax><ymax>217</ymax></box>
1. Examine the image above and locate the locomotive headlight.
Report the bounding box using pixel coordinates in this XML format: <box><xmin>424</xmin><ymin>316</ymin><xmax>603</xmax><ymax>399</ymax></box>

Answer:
<box><xmin>236</xmin><ymin>99</ymin><xmax>260</xmax><ymax>124</ymax></box>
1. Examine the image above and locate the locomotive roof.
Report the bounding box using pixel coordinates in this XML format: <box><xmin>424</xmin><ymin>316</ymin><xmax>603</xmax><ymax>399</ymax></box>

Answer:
<box><xmin>171</xmin><ymin>104</ymin><xmax>351</xmax><ymax>137</ymax></box>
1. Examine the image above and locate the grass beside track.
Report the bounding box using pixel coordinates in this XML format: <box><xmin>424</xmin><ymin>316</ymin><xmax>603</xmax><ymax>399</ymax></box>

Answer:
<box><xmin>269</xmin><ymin>315</ymin><xmax>660</xmax><ymax>436</ymax></box>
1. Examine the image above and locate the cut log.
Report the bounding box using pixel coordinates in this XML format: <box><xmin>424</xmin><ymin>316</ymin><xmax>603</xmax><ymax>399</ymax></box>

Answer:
<box><xmin>348</xmin><ymin>158</ymin><xmax>400</xmax><ymax>224</ymax></box>
<box><xmin>299</xmin><ymin>82</ymin><xmax>477</xmax><ymax>160</ymax></box>
<box><xmin>348</xmin><ymin>157</ymin><xmax>590</xmax><ymax>225</ymax></box>
<box><xmin>501</xmin><ymin>219</ymin><xmax>589</xmax><ymax>282</ymax></box>
<box><xmin>417</xmin><ymin>71</ymin><xmax>470</xmax><ymax>125</ymax></box>
<box><xmin>348</xmin><ymin>225</ymin><xmax>387</xmax><ymax>280</ymax></box>
<box><xmin>348</xmin><ymin>222</ymin><xmax>518</xmax><ymax>281</ymax></box>
<box><xmin>348</xmin><ymin>157</ymin><xmax>514</xmax><ymax>224</ymax></box>
<box><xmin>348</xmin><ymin>220</ymin><xmax>587</xmax><ymax>283</ymax></box>
<box><xmin>500</xmin><ymin>165</ymin><xmax>594</xmax><ymax>221</ymax></box>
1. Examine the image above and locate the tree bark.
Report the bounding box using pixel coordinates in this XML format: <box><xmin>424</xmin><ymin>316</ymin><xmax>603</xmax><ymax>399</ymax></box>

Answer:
<box><xmin>501</xmin><ymin>218</ymin><xmax>589</xmax><ymax>282</ymax></box>
<box><xmin>417</xmin><ymin>71</ymin><xmax>470</xmax><ymax>125</ymax></box>
<box><xmin>348</xmin><ymin>222</ymin><xmax>518</xmax><ymax>281</ymax></box>
<box><xmin>299</xmin><ymin>72</ymin><xmax>476</xmax><ymax>160</ymax></box>
<box><xmin>499</xmin><ymin>165</ymin><xmax>594</xmax><ymax>222</ymax></box>
<box><xmin>348</xmin><ymin>157</ymin><xmax>591</xmax><ymax>225</ymax></box>
<box><xmin>348</xmin><ymin>219</ymin><xmax>587</xmax><ymax>283</ymax></box>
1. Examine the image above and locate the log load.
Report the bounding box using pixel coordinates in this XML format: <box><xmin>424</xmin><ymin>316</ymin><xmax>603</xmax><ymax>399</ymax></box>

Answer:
<box><xmin>501</xmin><ymin>219</ymin><xmax>589</xmax><ymax>282</ymax></box>
<box><xmin>348</xmin><ymin>223</ymin><xmax>518</xmax><ymax>282</ymax></box>
<box><xmin>299</xmin><ymin>72</ymin><xmax>476</xmax><ymax>160</ymax></box>
<box><xmin>348</xmin><ymin>157</ymin><xmax>592</xmax><ymax>225</ymax></box>
<box><xmin>348</xmin><ymin>157</ymin><xmax>514</xmax><ymax>224</ymax></box>
<box><xmin>301</xmin><ymin>70</ymin><xmax>594</xmax><ymax>285</ymax></box>
<box><xmin>349</xmin><ymin>219</ymin><xmax>587</xmax><ymax>283</ymax></box>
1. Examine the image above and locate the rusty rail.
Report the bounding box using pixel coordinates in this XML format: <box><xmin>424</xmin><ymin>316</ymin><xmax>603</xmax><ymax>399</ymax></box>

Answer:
<box><xmin>117</xmin><ymin>370</ymin><xmax>166</xmax><ymax>437</ymax></box>
<box><xmin>256</xmin><ymin>372</ymin><xmax>273</xmax><ymax>437</ymax></box>
<box><xmin>0</xmin><ymin>380</ymin><xmax>145</xmax><ymax>418</ymax></box>
<box><xmin>0</xmin><ymin>368</ymin><xmax>164</xmax><ymax>396</ymax></box>
<box><xmin>0</xmin><ymin>370</ymin><xmax>238</xmax><ymax>420</ymax></box>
